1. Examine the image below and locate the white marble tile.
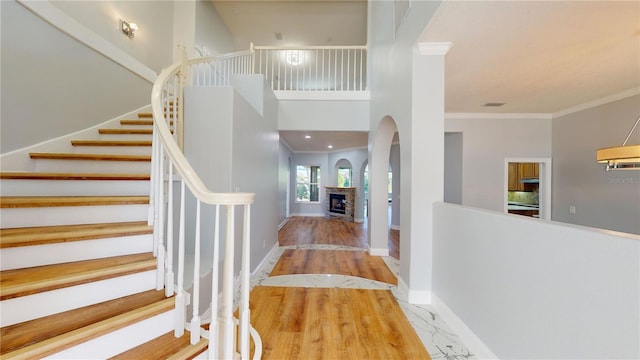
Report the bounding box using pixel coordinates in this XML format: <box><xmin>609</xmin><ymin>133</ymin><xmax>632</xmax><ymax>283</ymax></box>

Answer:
<box><xmin>249</xmin><ymin>244</ymin><xmax>475</xmax><ymax>359</ymax></box>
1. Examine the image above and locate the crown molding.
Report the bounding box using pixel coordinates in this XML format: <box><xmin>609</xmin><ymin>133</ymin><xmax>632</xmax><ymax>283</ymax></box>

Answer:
<box><xmin>445</xmin><ymin>113</ymin><xmax>552</xmax><ymax>120</ymax></box>
<box><xmin>552</xmin><ymin>88</ymin><xmax>640</xmax><ymax>118</ymax></box>
<box><xmin>417</xmin><ymin>42</ymin><xmax>453</xmax><ymax>56</ymax></box>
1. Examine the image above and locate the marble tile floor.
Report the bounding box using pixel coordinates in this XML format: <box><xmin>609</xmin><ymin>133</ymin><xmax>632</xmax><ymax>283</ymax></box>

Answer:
<box><xmin>250</xmin><ymin>244</ymin><xmax>475</xmax><ymax>360</ymax></box>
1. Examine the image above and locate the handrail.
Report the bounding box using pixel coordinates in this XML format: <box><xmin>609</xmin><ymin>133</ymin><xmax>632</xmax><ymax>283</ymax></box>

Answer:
<box><xmin>150</xmin><ymin>46</ymin><xmax>260</xmax><ymax>360</ymax></box>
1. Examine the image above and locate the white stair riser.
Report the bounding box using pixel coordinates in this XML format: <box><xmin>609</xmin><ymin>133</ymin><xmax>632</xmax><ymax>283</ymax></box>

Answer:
<box><xmin>34</xmin><ymin>159</ymin><xmax>150</xmax><ymax>174</ymax></box>
<box><xmin>0</xmin><ymin>179</ymin><xmax>149</xmax><ymax>196</ymax></box>
<box><xmin>98</xmin><ymin>134</ymin><xmax>153</xmax><ymax>141</ymax></box>
<box><xmin>1</xmin><ymin>234</ymin><xmax>153</xmax><ymax>271</ymax></box>
<box><xmin>46</xmin><ymin>309</ymin><xmax>175</xmax><ymax>359</ymax></box>
<box><xmin>71</xmin><ymin>146</ymin><xmax>152</xmax><ymax>155</ymax></box>
<box><xmin>0</xmin><ymin>204</ymin><xmax>148</xmax><ymax>228</ymax></box>
<box><xmin>0</xmin><ymin>270</ymin><xmax>156</xmax><ymax>327</ymax></box>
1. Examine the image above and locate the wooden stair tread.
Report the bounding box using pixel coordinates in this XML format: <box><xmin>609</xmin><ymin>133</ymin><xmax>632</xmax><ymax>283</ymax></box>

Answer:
<box><xmin>71</xmin><ymin>140</ymin><xmax>152</xmax><ymax>147</ymax></box>
<box><xmin>0</xmin><ymin>172</ymin><xmax>149</xmax><ymax>181</ymax></box>
<box><xmin>0</xmin><ymin>253</ymin><xmax>156</xmax><ymax>300</ymax></box>
<box><xmin>98</xmin><ymin>129</ymin><xmax>153</xmax><ymax>135</ymax></box>
<box><xmin>0</xmin><ymin>195</ymin><xmax>149</xmax><ymax>208</ymax></box>
<box><xmin>0</xmin><ymin>289</ymin><xmax>168</xmax><ymax>355</ymax></box>
<box><xmin>120</xmin><ymin>120</ymin><xmax>173</xmax><ymax>126</ymax></box>
<box><xmin>0</xmin><ymin>221</ymin><xmax>152</xmax><ymax>248</ymax></box>
<box><xmin>29</xmin><ymin>152</ymin><xmax>151</xmax><ymax>162</ymax></box>
<box><xmin>109</xmin><ymin>331</ymin><xmax>207</xmax><ymax>360</ymax></box>
<box><xmin>138</xmin><ymin>112</ymin><xmax>173</xmax><ymax>118</ymax></box>
<box><xmin>1</xmin><ymin>293</ymin><xmax>173</xmax><ymax>359</ymax></box>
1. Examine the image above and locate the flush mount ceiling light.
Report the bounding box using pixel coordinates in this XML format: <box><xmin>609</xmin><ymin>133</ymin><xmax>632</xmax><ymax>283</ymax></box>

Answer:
<box><xmin>120</xmin><ymin>19</ymin><xmax>137</xmax><ymax>39</ymax></box>
<box><xmin>285</xmin><ymin>50</ymin><xmax>302</xmax><ymax>66</ymax></box>
<box><xmin>596</xmin><ymin>115</ymin><xmax>640</xmax><ymax>171</ymax></box>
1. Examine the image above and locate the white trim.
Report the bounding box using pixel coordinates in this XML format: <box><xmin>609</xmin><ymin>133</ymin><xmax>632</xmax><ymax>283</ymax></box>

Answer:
<box><xmin>369</xmin><ymin>247</ymin><xmax>389</xmax><ymax>257</ymax></box>
<box><xmin>417</xmin><ymin>42</ymin><xmax>453</xmax><ymax>56</ymax></box>
<box><xmin>275</xmin><ymin>91</ymin><xmax>370</xmax><ymax>101</ymax></box>
<box><xmin>17</xmin><ymin>0</ymin><xmax>156</xmax><ymax>83</ymax></box>
<box><xmin>390</xmin><ymin>224</ymin><xmax>400</xmax><ymax>230</ymax></box>
<box><xmin>354</xmin><ymin>217</ymin><xmax>365</xmax><ymax>223</ymax></box>
<box><xmin>277</xmin><ymin>218</ymin><xmax>289</xmax><ymax>231</ymax></box>
<box><xmin>553</xmin><ymin>87</ymin><xmax>640</xmax><ymax>118</ymax></box>
<box><xmin>279</xmin><ymin>138</ymin><xmax>295</xmax><ymax>154</ymax></box>
<box><xmin>445</xmin><ymin>112</ymin><xmax>552</xmax><ymax>120</ymax></box>
<box><xmin>398</xmin><ymin>276</ymin><xmax>431</xmax><ymax>304</ymax></box>
<box><xmin>431</xmin><ymin>293</ymin><xmax>499</xmax><ymax>360</ymax></box>
<box><xmin>252</xmin><ymin>242</ymin><xmax>280</xmax><ymax>277</ymax></box>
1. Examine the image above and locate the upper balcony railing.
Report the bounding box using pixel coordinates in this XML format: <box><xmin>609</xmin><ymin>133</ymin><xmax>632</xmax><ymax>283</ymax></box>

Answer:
<box><xmin>253</xmin><ymin>46</ymin><xmax>367</xmax><ymax>92</ymax></box>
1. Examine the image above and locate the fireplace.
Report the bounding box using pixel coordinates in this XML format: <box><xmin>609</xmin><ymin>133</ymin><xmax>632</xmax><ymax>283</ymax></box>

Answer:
<box><xmin>325</xmin><ymin>187</ymin><xmax>355</xmax><ymax>221</ymax></box>
<box><xmin>329</xmin><ymin>194</ymin><xmax>346</xmax><ymax>214</ymax></box>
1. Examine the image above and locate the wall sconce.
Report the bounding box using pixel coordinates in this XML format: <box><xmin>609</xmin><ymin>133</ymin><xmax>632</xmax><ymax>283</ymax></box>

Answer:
<box><xmin>596</xmin><ymin>115</ymin><xmax>640</xmax><ymax>171</ymax></box>
<box><xmin>120</xmin><ymin>19</ymin><xmax>138</xmax><ymax>39</ymax></box>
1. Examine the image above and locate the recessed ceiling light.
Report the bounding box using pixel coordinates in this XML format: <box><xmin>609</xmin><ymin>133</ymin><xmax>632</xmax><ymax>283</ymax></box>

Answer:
<box><xmin>328</xmin><ymin>145</ymin><xmax>333</xmax><ymax>149</ymax></box>
<box><xmin>484</xmin><ymin>102</ymin><xmax>506</xmax><ymax>107</ymax></box>
<box><xmin>304</xmin><ymin>135</ymin><xmax>311</xmax><ymax>139</ymax></box>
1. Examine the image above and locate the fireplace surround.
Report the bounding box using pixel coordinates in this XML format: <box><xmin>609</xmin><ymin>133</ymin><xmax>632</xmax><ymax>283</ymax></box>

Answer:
<box><xmin>325</xmin><ymin>187</ymin><xmax>355</xmax><ymax>221</ymax></box>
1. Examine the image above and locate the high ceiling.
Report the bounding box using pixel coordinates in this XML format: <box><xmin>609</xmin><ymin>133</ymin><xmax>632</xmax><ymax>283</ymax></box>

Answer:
<box><xmin>212</xmin><ymin>0</ymin><xmax>640</xmax><ymax>152</ymax></box>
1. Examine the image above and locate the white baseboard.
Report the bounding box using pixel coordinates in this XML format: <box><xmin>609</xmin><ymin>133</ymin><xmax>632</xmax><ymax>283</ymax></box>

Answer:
<box><xmin>277</xmin><ymin>218</ymin><xmax>289</xmax><ymax>230</ymax></box>
<box><xmin>369</xmin><ymin>247</ymin><xmax>389</xmax><ymax>257</ymax></box>
<box><xmin>390</xmin><ymin>224</ymin><xmax>400</xmax><ymax>230</ymax></box>
<box><xmin>397</xmin><ymin>276</ymin><xmax>431</xmax><ymax>304</ymax></box>
<box><xmin>354</xmin><ymin>217</ymin><xmax>365</xmax><ymax>223</ymax></box>
<box><xmin>431</xmin><ymin>293</ymin><xmax>499</xmax><ymax>360</ymax></box>
<box><xmin>252</xmin><ymin>242</ymin><xmax>280</xmax><ymax>277</ymax></box>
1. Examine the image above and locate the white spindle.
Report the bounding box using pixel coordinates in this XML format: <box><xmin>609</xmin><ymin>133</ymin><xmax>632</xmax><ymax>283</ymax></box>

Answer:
<box><xmin>165</xmin><ymin>158</ymin><xmax>175</xmax><ymax>297</ymax></box>
<box><xmin>175</xmin><ymin>180</ymin><xmax>186</xmax><ymax>338</ymax></box>
<box><xmin>209</xmin><ymin>205</ymin><xmax>221</xmax><ymax>360</ymax></box>
<box><xmin>221</xmin><ymin>205</ymin><xmax>235</xmax><ymax>360</ymax></box>
<box><xmin>360</xmin><ymin>49</ymin><xmax>363</xmax><ymax>90</ymax></box>
<box><xmin>190</xmin><ymin>200</ymin><xmax>202</xmax><ymax>345</ymax></box>
<box><xmin>239</xmin><ymin>204</ymin><xmax>251</xmax><ymax>359</ymax></box>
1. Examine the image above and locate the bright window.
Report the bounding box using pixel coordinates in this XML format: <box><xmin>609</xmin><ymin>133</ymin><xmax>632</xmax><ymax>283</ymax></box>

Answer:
<box><xmin>337</xmin><ymin>168</ymin><xmax>352</xmax><ymax>187</ymax></box>
<box><xmin>296</xmin><ymin>165</ymin><xmax>320</xmax><ymax>202</ymax></box>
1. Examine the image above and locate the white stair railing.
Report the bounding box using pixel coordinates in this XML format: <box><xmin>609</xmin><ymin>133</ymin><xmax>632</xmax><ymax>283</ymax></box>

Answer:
<box><xmin>253</xmin><ymin>46</ymin><xmax>367</xmax><ymax>92</ymax></box>
<box><xmin>150</xmin><ymin>45</ymin><xmax>260</xmax><ymax>360</ymax></box>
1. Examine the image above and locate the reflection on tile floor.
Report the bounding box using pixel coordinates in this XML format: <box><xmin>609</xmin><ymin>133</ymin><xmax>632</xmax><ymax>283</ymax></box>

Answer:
<box><xmin>251</xmin><ymin>244</ymin><xmax>475</xmax><ymax>360</ymax></box>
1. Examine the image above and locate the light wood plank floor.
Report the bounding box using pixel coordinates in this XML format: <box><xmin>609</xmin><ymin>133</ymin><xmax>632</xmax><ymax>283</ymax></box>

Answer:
<box><xmin>248</xmin><ymin>216</ymin><xmax>429</xmax><ymax>359</ymax></box>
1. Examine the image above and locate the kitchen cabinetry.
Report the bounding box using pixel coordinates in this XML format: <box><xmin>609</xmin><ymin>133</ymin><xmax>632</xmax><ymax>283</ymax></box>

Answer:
<box><xmin>508</xmin><ymin>162</ymin><xmax>539</xmax><ymax>191</ymax></box>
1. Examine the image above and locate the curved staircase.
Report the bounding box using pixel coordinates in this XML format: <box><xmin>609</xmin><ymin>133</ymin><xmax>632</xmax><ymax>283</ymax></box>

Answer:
<box><xmin>0</xmin><ymin>113</ymin><xmax>205</xmax><ymax>359</ymax></box>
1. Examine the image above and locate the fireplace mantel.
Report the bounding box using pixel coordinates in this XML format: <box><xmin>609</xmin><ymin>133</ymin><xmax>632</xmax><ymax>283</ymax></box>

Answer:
<box><xmin>325</xmin><ymin>187</ymin><xmax>355</xmax><ymax>221</ymax></box>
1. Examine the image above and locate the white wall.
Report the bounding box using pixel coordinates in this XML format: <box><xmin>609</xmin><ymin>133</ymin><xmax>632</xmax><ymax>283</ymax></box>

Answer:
<box><xmin>49</xmin><ymin>0</ymin><xmax>173</xmax><ymax>73</ymax></box>
<box><xmin>445</xmin><ymin>116</ymin><xmax>552</xmax><ymax>211</ymax></box>
<box><xmin>444</xmin><ymin>132</ymin><xmax>463</xmax><ymax>204</ymax></box>
<box><xmin>0</xmin><ymin>0</ymin><xmax>152</xmax><ymax>154</ymax></box>
<box><xmin>433</xmin><ymin>202</ymin><xmax>639</xmax><ymax>359</ymax></box>
<box><xmin>195</xmin><ymin>0</ymin><xmax>236</xmax><ymax>56</ymax></box>
<box><xmin>278</xmin><ymin>100</ymin><xmax>369</xmax><ymax>131</ymax></box>
<box><xmin>552</xmin><ymin>95</ymin><xmax>640</xmax><ymax>235</ymax></box>
<box><xmin>278</xmin><ymin>141</ymin><xmax>293</xmax><ymax>226</ymax></box>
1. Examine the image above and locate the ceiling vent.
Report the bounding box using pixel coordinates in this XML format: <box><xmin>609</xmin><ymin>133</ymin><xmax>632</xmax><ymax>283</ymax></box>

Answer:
<box><xmin>275</xmin><ymin>32</ymin><xmax>283</xmax><ymax>41</ymax></box>
<box><xmin>484</xmin><ymin>102</ymin><xmax>505</xmax><ymax>107</ymax></box>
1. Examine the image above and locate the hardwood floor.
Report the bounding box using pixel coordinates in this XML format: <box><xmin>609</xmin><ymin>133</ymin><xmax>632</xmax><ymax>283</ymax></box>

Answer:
<box><xmin>248</xmin><ymin>216</ymin><xmax>430</xmax><ymax>359</ymax></box>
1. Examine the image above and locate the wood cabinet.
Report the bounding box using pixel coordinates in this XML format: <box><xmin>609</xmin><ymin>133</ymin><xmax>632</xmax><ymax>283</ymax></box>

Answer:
<box><xmin>508</xmin><ymin>162</ymin><xmax>539</xmax><ymax>192</ymax></box>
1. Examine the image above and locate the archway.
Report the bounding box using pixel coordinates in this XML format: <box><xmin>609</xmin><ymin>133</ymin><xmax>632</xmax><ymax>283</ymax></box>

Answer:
<box><xmin>368</xmin><ymin>116</ymin><xmax>399</xmax><ymax>256</ymax></box>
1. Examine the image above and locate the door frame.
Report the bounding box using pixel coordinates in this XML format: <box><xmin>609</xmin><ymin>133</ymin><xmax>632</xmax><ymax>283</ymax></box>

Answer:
<box><xmin>504</xmin><ymin>157</ymin><xmax>552</xmax><ymax>220</ymax></box>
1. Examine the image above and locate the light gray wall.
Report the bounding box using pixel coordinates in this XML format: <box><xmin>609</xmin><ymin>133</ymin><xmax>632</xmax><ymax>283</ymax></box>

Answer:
<box><xmin>444</xmin><ymin>132</ymin><xmax>463</xmax><ymax>204</ymax></box>
<box><xmin>445</xmin><ymin>117</ymin><xmax>552</xmax><ymax>211</ymax></box>
<box><xmin>49</xmin><ymin>0</ymin><xmax>173</xmax><ymax>73</ymax></box>
<box><xmin>289</xmin><ymin>153</ymin><xmax>329</xmax><ymax>216</ymax></box>
<box><xmin>279</xmin><ymin>100</ymin><xmax>369</xmax><ymax>131</ymax></box>
<box><xmin>0</xmin><ymin>0</ymin><xmax>152</xmax><ymax>154</ymax></box>
<box><xmin>552</xmin><ymin>95</ymin><xmax>640</xmax><ymax>235</ymax></box>
<box><xmin>434</xmin><ymin>202</ymin><xmax>639</xmax><ymax>359</ymax></box>
<box><xmin>389</xmin><ymin>143</ymin><xmax>401</xmax><ymax>228</ymax></box>
<box><xmin>195</xmin><ymin>0</ymin><xmax>236</xmax><ymax>55</ymax></box>
<box><xmin>278</xmin><ymin>141</ymin><xmax>293</xmax><ymax>226</ymax></box>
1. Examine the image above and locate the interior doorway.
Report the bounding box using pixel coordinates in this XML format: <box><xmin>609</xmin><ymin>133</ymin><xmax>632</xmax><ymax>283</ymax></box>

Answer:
<box><xmin>504</xmin><ymin>158</ymin><xmax>552</xmax><ymax>220</ymax></box>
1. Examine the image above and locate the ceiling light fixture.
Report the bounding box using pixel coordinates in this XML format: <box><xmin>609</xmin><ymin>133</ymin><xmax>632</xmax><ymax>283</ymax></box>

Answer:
<box><xmin>328</xmin><ymin>145</ymin><xmax>333</xmax><ymax>149</ymax></box>
<box><xmin>596</xmin><ymin>115</ymin><xmax>640</xmax><ymax>171</ymax></box>
<box><xmin>304</xmin><ymin>135</ymin><xmax>311</xmax><ymax>139</ymax></box>
<box><xmin>285</xmin><ymin>50</ymin><xmax>302</xmax><ymax>66</ymax></box>
<box><xmin>120</xmin><ymin>19</ymin><xmax>137</xmax><ymax>39</ymax></box>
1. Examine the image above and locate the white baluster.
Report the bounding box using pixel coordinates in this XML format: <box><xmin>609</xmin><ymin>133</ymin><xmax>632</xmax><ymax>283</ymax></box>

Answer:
<box><xmin>209</xmin><ymin>205</ymin><xmax>221</xmax><ymax>360</ymax></box>
<box><xmin>190</xmin><ymin>200</ymin><xmax>202</xmax><ymax>345</ymax></box>
<box><xmin>165</xmin><ymin>159</ymin><xmax>175</xmax><ymax>296</ymax></box>
<box><xmin>175</xmin><ymin>180</ymin><xmax>186</xmax><ymax>338</ymax></box>
<box><xmin>221</xmin><ymin>205</ymin><xmax>235</xmax><ymax>359</ymax></box>
<box><xmin>239</xmin><ymin>204</ymin><xmax>251</xmax><ymax>359</ymax></box>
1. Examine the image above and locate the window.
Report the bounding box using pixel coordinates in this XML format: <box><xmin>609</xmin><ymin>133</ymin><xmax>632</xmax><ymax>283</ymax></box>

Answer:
<box><xmin>296</xmin><ymin>165</ymin><xmax>320</xmax><ymax>202</ymax></box>
<box><xmin>337</xmin><ymin>167</ymin><xmax>352</xmax><ymax>188</ymax></box>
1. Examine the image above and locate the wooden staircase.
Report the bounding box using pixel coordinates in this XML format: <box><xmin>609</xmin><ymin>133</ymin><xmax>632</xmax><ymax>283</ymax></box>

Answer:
<box><xmin>0</xmin><ymin>113</ymin><xmax>207</xmax><ymax>359</ymax></box>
